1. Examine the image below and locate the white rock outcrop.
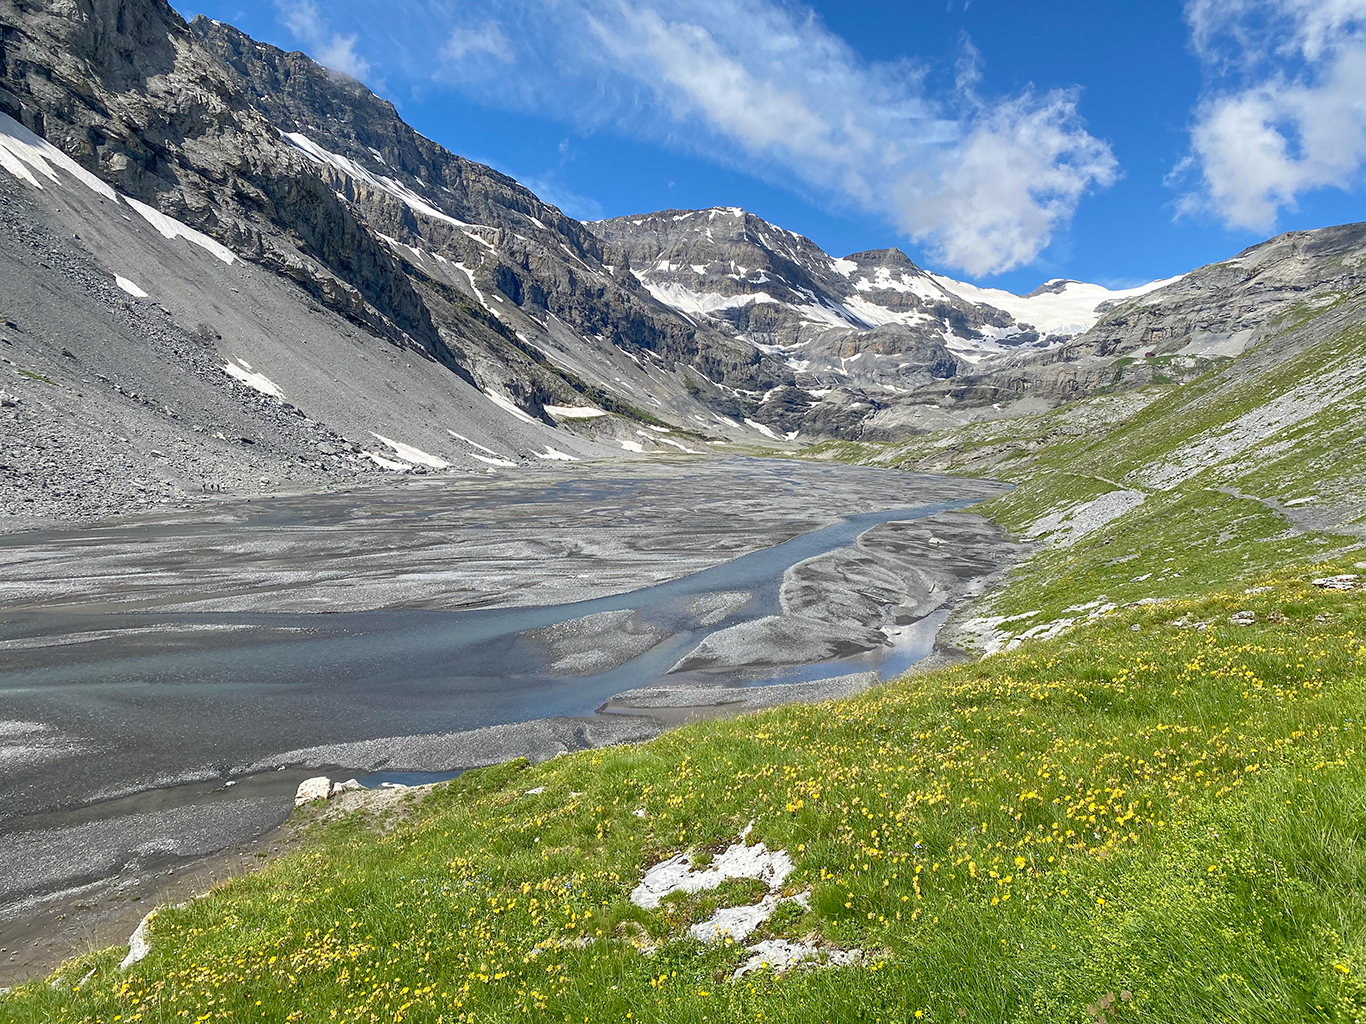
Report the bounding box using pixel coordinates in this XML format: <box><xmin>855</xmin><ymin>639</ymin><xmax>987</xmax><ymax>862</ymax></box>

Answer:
<box><xmin>631</xmin><ymin>837</ymin><xmax>793</xmax><ymax>910</ymax></box>
<box><xmin>689</xmin><ymin>890</ymin><xmax>811</xmax><ymax>944</ymax></box>
<box><xmin>294</xmin><ymin>776</ymin><xmax>332</xmax><ymax>806</ymax></box>
<box><xmin>119</xmin><ymin>910</ymin><xmax>156</xmax><ymax>970</ymax></box>
<box><xmin>733</xmin><ymin>939</ymin><xmax>863</xmax><ymax>978</ymax></box>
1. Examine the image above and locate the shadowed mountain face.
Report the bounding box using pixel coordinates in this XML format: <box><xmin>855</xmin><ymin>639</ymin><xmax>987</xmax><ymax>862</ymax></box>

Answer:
<box><xmin>1</xmin><ymin>0</ymin><xmax>1364</xmax><ymax>497</ymax></box>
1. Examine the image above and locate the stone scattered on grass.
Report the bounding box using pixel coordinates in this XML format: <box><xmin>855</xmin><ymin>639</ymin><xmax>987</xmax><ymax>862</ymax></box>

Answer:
<box><xmin>631</xmin><ymin>829</ymin><xmax>793</xmax><ymax>910</ymax></box>
<box><xmin>1313</xmin><ymin>574</ymin><xmax>1360</xmax><ymax>591</ymax></box>
<box><xmin>294</xmin><ymin>776</ymin><xmax>331</xmax><ymax>806</ymax></box>
<box><xmin>118</xmin><ymin>910</ymin><xmax>156</xmax><ymax>970</ymax></box>
<box><xmin>1229</xmin><ymin>610</ymin><xmax>1257</xmax><ymax>625</ymax></box>
<box><xmin>293</xmin><ymin>776</ymin><xmax>363</xmax><ymax>806</ymax></box>
<box><xmin>732</xmin><ymin>939</ymin><xmax>864</xmax><ymax>979</ymax></box>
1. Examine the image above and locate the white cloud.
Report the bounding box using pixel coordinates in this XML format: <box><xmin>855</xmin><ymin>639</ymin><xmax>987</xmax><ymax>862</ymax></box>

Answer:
<box><xmin>441</xmin><ymin>22</ymin><xmax>515</xmax><ymax>65</ymax></box>
<box><xmin>411</xmin><ymin>0</ymin><xmax>1115</xmax><ymax>276</ymax></box>
<box><xmin>277</xmin><ymin>0</ymin><xmax>372</xmax><ymax>80</ymax></box>
<box><xmin>1179</xmin><ymin>0</ymin><xmax>1366</xmax><ymax>230</ymax></box>
<box><xmin>898</xmin><ymin>88</ymin><xmax>1118</xmax><ymax>278</ymax></box>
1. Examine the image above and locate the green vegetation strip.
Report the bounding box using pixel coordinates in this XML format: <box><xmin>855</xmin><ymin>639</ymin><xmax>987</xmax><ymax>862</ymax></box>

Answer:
<box><xmin>7</xmin><ymin>564</ymin><xmax>1366</xmax><ymax>1023</ymax></box>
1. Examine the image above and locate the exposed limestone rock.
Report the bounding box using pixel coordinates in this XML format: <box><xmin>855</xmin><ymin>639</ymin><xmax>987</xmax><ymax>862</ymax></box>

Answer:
<box><xmin>293</xmin><ymin>776</ymin><xmax>331</xmax><ymax>806</ymax></box>
<box><xmin>630</xmin><ymin>832</ymin><xmax>793</xmax><ymax>911</ymax></box>
<box><xmin>732</xmin><ymin>939</ymin><xmax>865</xmax><ymax>978</ymax></box>
<box><xmin>118</xmin><ymin>909</ymin><xmax>155</xmax><ymax>970</ymax></box>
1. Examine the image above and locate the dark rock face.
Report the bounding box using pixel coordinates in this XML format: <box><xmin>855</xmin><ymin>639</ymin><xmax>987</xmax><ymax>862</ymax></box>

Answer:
<box><xmin>942</xmin><ymin>221</ymin><xmax>1366</xmax><ymax>420</ymax></box>
<box><xmin>0</xmin><ymin>0</ymin><xmax>441</xmax><ymax>356</ymax></box>
<box><xmin>189</xmin><ymin>17</ymin><xmax>794</xmax><ymax>401</ymax></box>
<box><xmin>0</xmin><ymin>0</ymin><xmax>788</xmax><ymax>443</ymax></box>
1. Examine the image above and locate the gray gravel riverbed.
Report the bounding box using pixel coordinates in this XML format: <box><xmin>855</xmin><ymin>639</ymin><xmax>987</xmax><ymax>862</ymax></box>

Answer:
<box><xmin>0</xmin><ymin>458</ymin><xmax>1018</xmax><ymax>980</ymax></box>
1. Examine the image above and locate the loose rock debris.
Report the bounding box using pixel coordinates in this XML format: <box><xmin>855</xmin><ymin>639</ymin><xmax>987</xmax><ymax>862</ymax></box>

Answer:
<box><xmin>733</xmin><ymin>939</ymin><xmax>866</xmax><ymax>979</ymax></box>
<box><xmin>1313</xmin><ymin>574</ymin><xmax>1361</xmax><ymax>591</ymax></box>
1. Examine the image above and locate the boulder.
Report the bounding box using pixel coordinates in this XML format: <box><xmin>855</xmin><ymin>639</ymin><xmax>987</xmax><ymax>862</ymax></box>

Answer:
<box><xmin>294</xmin><ymin>776</ymin><xmax>331</xmax><ymax>806</ymax></box>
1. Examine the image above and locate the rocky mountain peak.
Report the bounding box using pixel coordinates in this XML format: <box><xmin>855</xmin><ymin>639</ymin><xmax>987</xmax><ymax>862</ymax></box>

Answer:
<box><xmin>1024</xmin><ymin>279</ymin><xmax>1080</xmax><ymax>297</ymax></box>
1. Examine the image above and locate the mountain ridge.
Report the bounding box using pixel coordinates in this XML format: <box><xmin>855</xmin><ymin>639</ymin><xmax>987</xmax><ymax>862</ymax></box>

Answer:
<box><xmin>3</xmin><ymin>0</ymin><xmax>1366</xmax><ymax>528</ymax></box>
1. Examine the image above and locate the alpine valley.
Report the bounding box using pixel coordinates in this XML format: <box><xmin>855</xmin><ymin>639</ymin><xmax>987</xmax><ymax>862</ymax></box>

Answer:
<box><xmin>3</xmin><ymin>0</ymin><xmax>1363</xmax><ymax>523</ymax></box>
<box><xmin>3</xmin><ymin>1</ymin><xmax>1366</xmax><ymax>1021</ymax></box>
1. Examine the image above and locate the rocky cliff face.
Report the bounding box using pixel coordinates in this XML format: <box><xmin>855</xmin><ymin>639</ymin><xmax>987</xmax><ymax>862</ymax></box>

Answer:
<box><xmin>590</xmin><ymin>207</ymin><xmax>1195</xmax><ymax>436</ymax></box>
<box><xmin>919</xmin><ymin>221</ymin><xmax>1366</xmax><ymax>431</ymax></box>
<box><xmin>0</xmin><ymin>0</ymin><xmax>446</xmax><ymax>356</ymax></box>
<box><xmin>1070</xmin><ymin>222</ymin><xmax>1366</xmax><ymax>361</ymax></box>
<box><xmin>0</xmin><ymin>0</ymin><xmax>791</xmax><ymax>449</ymax></box>
<box><xmin>593</xmin><ymin>209</ymin><xmax>1008</xmax><ymax>387</ymax></box>
<box><xmin>188</xmin><ymin>18</ymin><xmax>793</xmax><ymax>409</ymax></box>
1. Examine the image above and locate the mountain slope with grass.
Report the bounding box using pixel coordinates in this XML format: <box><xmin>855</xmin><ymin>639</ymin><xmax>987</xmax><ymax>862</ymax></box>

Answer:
<box><xmin>810</xmin><ymin>273</ymin><xmax>1366</xmax><ymax>651</ymax></box>
<box><xmin>6</xmin><ymin>562</ymin><xmax>1364</xmax><ymax>1022</ymax></box>
<box><xmin>5</xmin><ymin>228</ymin><xmax>1366</xmax><ymax>1022</ymax></box>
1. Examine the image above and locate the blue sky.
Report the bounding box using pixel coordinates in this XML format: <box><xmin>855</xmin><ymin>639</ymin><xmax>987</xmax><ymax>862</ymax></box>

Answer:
<box><xmin>174</xmin><ymin>0</ymin><xmax>1366</xmax><ymax>294</ymax></box>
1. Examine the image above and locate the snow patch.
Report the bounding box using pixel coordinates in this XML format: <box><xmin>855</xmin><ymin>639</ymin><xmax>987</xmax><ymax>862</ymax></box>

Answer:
<box><xmin>448</xmin><ymin>430</ymin><xmax>518</xmax><ymax>467</ymax></box>
<box><xmin>533</xmin><ymin>446</ymin><xmax>579</xmax><ymax>461</ymax></box>
<box><xmin>743</xmin><ymin>419</ymin><xmax>781</xmax><ymax>441</ymax></box>
<box><xmin>636</xmin><ymin>278</ymin><xmax>778</xmax><ymax>315</ymax></box>
<box><xmin>650</xmin><ymin>434</ymin><xmax>706</xmax><ymax>455</ymax></box>
<box><xmin>930</xmin><ymin>274</ymin><xmax>1182</xmax><ymax>336</ymax></box>
<box><xmin>0</xmin><ymin>111</ymin><xmax>118</xmax><ymax>200</ymax></box>
<box><xmin>282</xmin><ymin>131</ymin><xmax>470</xmax><ymax>230</ymax></box>
<box><xmin>617</xmin><ymin>438</ymin><xmax>648</xmax><ymax>453</ymax></box>
<box><xmin>447</xmin><ymin>430</ymin><xmax>511</xmax><ymax>459</ymax></box>
<box><xmin>123</xmin><ymin>197</ymin><xmax>238</xmax><ymax>265</ymax></box>
<box><xmin>370</xmin><ymin>433</ymin><xmax>449</xmax><ymax>469</ymax></box>
<box><xmin>545</xmin><ymin>404</ymin><xmax>609</xmax><ymax>419</ymax></box>
<box><xmin>115</xmin><ymin>276</ymin><xmax>148</xmax><ymax>298</ymax></box>
<box><xmin>364</xmin><ymin>451</ymin><xmax>410</xmax><ymax>472</ymax></box>
<box><xmin>469</xmin><ymin>453</ymin><xmax>518</xmax><ymax>468</ymax></box>
<box><xmin>482</xmin><ymin>389</ymin><xmax>538</xmax><ymax>425</ymax></box>
<box><xmin>222</xmin><ymin>358</ymin><xmax>284</xmax><ymax>399</ymax></box>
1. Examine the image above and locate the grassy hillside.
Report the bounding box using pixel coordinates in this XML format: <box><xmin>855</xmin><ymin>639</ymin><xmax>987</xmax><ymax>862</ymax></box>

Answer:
<box><xmin>6</xmin><ymin>565</ymin><xmax>1365</xmax><ymax>1023</ymax></box>
<box><xmin>5</xmin><ymin>295</ymin><xmax>1366</xmax><ymax>1024</ymax></box>
<box><xmin>808</xmin><ymin>293</ymin><xmax>1366</xmax><ymax>646</ymax></box>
